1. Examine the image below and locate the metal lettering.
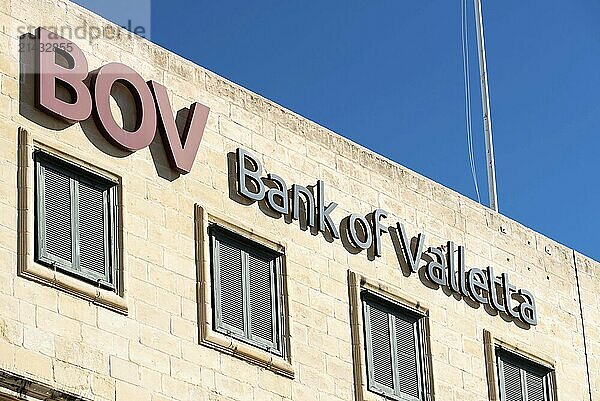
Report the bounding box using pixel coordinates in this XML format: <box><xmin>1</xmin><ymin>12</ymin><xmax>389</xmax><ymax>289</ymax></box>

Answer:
<box><xmin>446</xmin><ymin>241</ymin><xmax>459</xmax><ymax>293</ymax></box>
<box><xmin>348</xmin><ymin>214</ymin><xmax>372</xmax><ymax>250</ymax></box>
<box><xmin>467</xmin><ymin>268</ymin><xmax>488</xmax><ymax>304</ymax></box>
<box><xmin>266</xmin><ymin>173</ymin><xmax>289</xmax><ymax>214</ymax></box>
<box><xmin>426</xmin><ymin>247</ymin><xmax>447</xmax><ymax>286</ymax></box>
<box><xmin>518</xmin><ymin>289</ymin><xmax>537</xmax><ymax>326</ymax></box>
<box><xmin>316</xmin><ymin>180</ymin><xmax>339</xmax><ymax>239</ymax></box>
<box><xmin>372</xmin><ymin>209</ymin><xmax>388</xmax><ymax>257</ymax></box>
<box><xmin>502</xmin><ymin>273</ymin><xmax>519</xmax><ymax>318</ymax></box>
<box><xmin>486</xmin><ymin>266</ymin><xmax>505</xmax><ymax>312</ymax></box>
<box><xmin>457</xmin><ymin>245</ymin><xmax>469</xmax><ymax>297</ymax></box>
<box><xmin>396</xmin><ymin>222</ymin><xmax>425</xmax><ymax>274</ymax></box>
<box><xmin>292</xmin><ymin>184</ymin><xmax>315</xmax><ymax>228</ymax></box>
<box><xmin>236</xmin><ymin>148</ymin><xmax>265</xmax><ymax>201</ymax></box>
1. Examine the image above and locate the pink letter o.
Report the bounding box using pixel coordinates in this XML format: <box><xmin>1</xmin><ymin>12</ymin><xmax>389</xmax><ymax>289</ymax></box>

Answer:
<box><xmin>92</xmin><ymin>62</ymin><xmax>157</xmax><ymax>151</ymax></box>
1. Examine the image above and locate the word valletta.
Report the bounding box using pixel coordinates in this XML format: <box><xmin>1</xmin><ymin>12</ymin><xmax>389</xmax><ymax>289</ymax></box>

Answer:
<box><xmin>403</xmin><ymin>228</ymin><xmax>537</xmax><ymax>326</ymax></box>
<box><xmin>34</xmin><ymin>27</ymin><xmax>209</xmax><ymax>174</ymax></box>
<box><xmin>235</xmin><ymin>147</ymin><xmax>538</xmax><ymax>326</ymax></box>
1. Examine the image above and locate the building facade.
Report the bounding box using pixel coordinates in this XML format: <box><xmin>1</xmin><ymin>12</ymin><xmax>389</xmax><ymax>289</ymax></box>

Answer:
<box><xmin>0</xmin><ymin>1</ymin><xmax>598</xmax><ymax>401</ymax></box>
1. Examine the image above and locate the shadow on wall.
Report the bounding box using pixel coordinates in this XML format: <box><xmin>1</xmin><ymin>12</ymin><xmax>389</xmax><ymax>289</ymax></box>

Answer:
<box><xmin>18</xmin><ymin>32</ymin><xmax>191</xmax><ymax>182</ymax></box>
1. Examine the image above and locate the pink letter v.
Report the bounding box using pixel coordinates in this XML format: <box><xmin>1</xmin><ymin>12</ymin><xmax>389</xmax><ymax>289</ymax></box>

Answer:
<box><xmin>149</xmin><ymin>81</ymin><xmax>210</xmax><ymax>174</ymax></box>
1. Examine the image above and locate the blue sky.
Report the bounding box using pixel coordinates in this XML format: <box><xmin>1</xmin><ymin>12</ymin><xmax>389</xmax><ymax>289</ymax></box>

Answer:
<box><xmin>75</xmin><ymin>0</ymin><xmax>599</xmax><ymax>261</ymax></box>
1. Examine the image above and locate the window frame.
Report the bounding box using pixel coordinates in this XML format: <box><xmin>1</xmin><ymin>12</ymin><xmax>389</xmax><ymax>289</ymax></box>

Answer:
<box><xmin>18</xmin><ymin>129</ymin><xmax>127</xmax><ymax>314</ymax></box>
<box><xmin>0</xmin><ymin>368</ymin><xmax>93</xmax><ymax>401</ymax></box>
<box><xmin>348</xmin><ymin>271</ymin><xmax>434</xmax><ymax>401</ymax></box>
<box><xmin>209</xmin><ymin>224</ymin><xmax>284</xmax><ymax>356</ymax></box>
<box><xmin>196</xmin><ymin>205</ymin><xmax>293</xmax><ymax>378</ymax></box>
<box><xmin>483</xmin><ymin>330</ymin><xmax>557</xmax><ymax>401</ymax></box>
<box><xmin>362</xmin><ymin>291</ymin><xmax>427</xmax><ymax>401</ymax></box>
<box><xmin>496</xmin><ymin>348</ymin><xmax>555</xmax><ymax>401</ymax></box>
<box><xmin>34</xmin><ymin>151</ymin><xmax>119</xmax><ymax>290</ymax></box>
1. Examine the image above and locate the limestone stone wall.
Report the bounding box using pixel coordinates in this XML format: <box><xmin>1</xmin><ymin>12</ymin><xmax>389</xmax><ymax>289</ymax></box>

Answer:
<box><xmin>0</xmin><ymin>0</ymin><xmax>597</xmax><ymax>400</ymax></box>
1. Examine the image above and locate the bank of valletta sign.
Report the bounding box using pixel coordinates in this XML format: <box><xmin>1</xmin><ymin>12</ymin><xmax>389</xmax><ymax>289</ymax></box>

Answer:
<box><xmin>235</xmin><ymin>149</ymin><xmax>538</xmax><ymax>326</ymax></box>
<box><xmin>29</xmin><ymin>27</ymin><xmax>537</xmax><ymax>326</ymax></box>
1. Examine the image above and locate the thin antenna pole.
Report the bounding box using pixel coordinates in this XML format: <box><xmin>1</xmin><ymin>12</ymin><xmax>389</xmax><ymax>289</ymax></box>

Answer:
<box><xmin>473</xmin><ymin>0</ymin><xmax>499</xmax><ymax>211</ymax></box>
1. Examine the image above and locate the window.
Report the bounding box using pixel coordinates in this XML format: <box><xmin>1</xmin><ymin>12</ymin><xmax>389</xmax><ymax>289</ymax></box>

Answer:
<box><xmin>0</xmin><ymin>369</ymin><xmax>92</xmax><ymax>401</ymax></box>
<box><xmin>209</xmin><ymin>225</ymin><xmax>284</xmax><ymax>356</ymax></box>
<box><xmin>363</xmin><ymin>292</ymin><xmax>427</xmax><ymax>401</ymax></box>
<box><xmin>34</xmin><ymin>151</ymin><xmax>118</xmax><ymax>290</ymax></box>
<box><xmin>497</xmin><ymin>349</ymin><xmax>555</xmax><ymax>401</ymax></box>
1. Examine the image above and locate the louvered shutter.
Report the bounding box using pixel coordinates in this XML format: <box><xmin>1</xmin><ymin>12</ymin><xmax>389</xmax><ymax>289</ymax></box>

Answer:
<box><xmin>499</xmin><ymin>352</ymin><xmax>551</xmax><ymax>401</ymax></box>
<box><xmin>366</xmin><ymin>303</ymin><xmax>395</xmax><ymax>392</ymax></box>
<box><xmin>247</xmin><ymin>252</ymin><xmax>276</xmax><ymax>347</ymax></box>
<box><xmin>501</xmin><ymin>359</ymin><xmax>524</xmax><ymax>401</ymax></box>
<box><xmin>41</xmin><ymin>165</ymin><xmax>73</xmax><ymax>265</ymax></box>
<box><xmin>364</xmin><ymin>297</ymin><xmax>426</xmax><ymax>401</ymax></box>
<box><xmin>211</xmin><ymin>227</ymin><xmax>283</xmax><ymax>355</ymax></box>
<box><xmin>394</xmin><ymin>315</ymin><xmax>420</xmax><ymax>400</ymax></box>
<box><xmin>35</xmin><ymin>153</ymin><xmax>117</xmax><ymax>289</ymax></box>
<box><xmin>77</xmin><ymin>180</ymin><xmax>109</xmax><ymax>282</ymax></box>
<box><xmin>215</xmin><ymin>237</ymin><xmax>245</xmax><ymax>335</ymax></box>
<box><xmin>525</xmin><ymin>371</ymin><xmax>546</xmax><ymax>401</ymax></box>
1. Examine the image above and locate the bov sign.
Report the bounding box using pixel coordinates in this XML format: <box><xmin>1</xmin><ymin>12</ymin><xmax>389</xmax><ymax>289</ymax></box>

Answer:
<box><xmin>33</xmin><ymin>27</ymin><xmax>209</xmax><ymax>174</ymax></box>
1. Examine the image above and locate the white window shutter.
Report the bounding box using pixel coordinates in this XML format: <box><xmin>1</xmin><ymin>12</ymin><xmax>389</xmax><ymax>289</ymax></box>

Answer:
<box><xmin>42</xmin><ymin>166</ymin><xmax>73</xmax><ymax>265</ymax></box>
<box><xmin>501</xmin><ymin>359</ymin><xmax>525</xmax><ymax>401</ymax></box>
<box><xmin>215</xmin><ymin>238</ymin><xmax>245</xmax><ymax>334</ymax></box>
<box><xmin>247</xmin><ymin>252</ymin><xmax>276</xmax><ymax>347</ymax></box>
<box><xmin>367</xmin><ymin>303</ymin><xmax>395</xmax><ymax>391</ymax></box>
<box><xmin>525</xmin><ymin>370</ymin><xmax>546</xmax><ymax>401</ymax></box>
<box><xmin>394</xmin><ymin>315</ymin><xmax>420</xmax><ymax>400</ymax></box>
<box><xmin>77</xmin><ymin>180</ymin><xmax>109</xmax><ymax>282</ymax></box>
